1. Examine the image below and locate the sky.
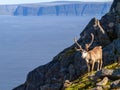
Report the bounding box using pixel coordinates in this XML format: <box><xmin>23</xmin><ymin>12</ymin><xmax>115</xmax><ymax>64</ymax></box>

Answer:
<box><xmin>0</xmin><ymin>0</ymin><xmax>113</xmax><ymax>5</ymax></box>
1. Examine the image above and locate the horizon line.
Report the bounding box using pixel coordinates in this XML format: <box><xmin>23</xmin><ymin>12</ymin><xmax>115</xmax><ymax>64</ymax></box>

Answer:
<box><xmin>0</xmin><ymin>1</ymin><xmax>113</xmax><ymax>5</ymax></box>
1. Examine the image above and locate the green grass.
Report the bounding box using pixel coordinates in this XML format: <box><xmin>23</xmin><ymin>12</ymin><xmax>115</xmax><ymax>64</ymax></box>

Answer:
<box><xmin>104</xmin><ymin>63</ymin><xmax>120</xmax><ymax>69</ymax></box>
<box><xmin>65</xmin><ymin>63</ymin><xmax>120</xmax><ymax>90</ymax></box>
<box><xmin>65</xmin><ymin>72</ymin><xmax>96</xmax><ymax>90</ymax></box>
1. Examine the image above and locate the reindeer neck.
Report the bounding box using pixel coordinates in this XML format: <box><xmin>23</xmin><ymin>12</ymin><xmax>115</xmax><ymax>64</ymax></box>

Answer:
<box><xmin>84</xmin><ymin>51</ymin><xmax>89</xmax><ymax>60</ymax></box>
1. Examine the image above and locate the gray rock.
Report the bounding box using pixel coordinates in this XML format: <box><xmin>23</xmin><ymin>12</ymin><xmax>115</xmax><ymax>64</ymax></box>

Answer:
<box><xmin>96</xmin><ymin>77</ymin><xmax>109</xmax><ymax>86</ymax></box>
<box><xmin>95</xmin><ymin>68</ymin><xmax>120</xmax><ymax>80</ymax></box>
<box><xmin>110</xmin><ymin>0</ymin><xmax>120</xmax><ymax>13</ymax></box>
<box><xmin>115</xmin><ymin>24</ymin><xmax>120</xmax><ymax>39</ymax></box>
<box><xmin>111</xmin><ymin>79</ymin><xmax>120</xmax><ymax>89</ymax></box>
<box><xmin>103</xmin><ymin>39</ymin><xmax>120</xmax><ymax>66</ymax></box>
<box><xmin>116</xmin><ymin>2</ymin><xmax>120</xmax><ymax>14</ymax></box>
<box><xmin>68</xmin><ymin>64</ymin><xmax>75</xmax><ymax>80</ymax></box>
<box><xmin>63</xmin><ymin>80</ymin><xmax>72</xmax><ymax>88</ymax></box>
<box><xmin>96</xmin><ymin>69</ymin><xmax>114</xmax><ymax>76</ymax></box>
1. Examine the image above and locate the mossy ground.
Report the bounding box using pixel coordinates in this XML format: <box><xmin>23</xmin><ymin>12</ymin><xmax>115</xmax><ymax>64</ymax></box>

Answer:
<box><xmin>65</xmin><ymin>72</ymin><xmax>96</xmax><ymax>90</ymax></box>
<box><xmin>104</xmin><ymin>62</ymin><xmax>120</xmax><ymax>69</ymax></box>
<box><xmin>65</xmin><ymin>63</ymin><xmax>120</xmax><ymax>90</ymax></box>
<box><xmin>64</xmin><ymin>49</ymin><xmax>76</xmax><ymax>57</ymax></box>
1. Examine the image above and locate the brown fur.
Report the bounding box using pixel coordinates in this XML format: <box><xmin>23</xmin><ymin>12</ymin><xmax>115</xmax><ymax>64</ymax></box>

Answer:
<box><xmin>85</xmin><ymin>46</ymin><xmax>102</xmax><ymax>72</ymax></box>
<box><xmin>74</xmin><ymin>33</ymin><xmax>103</xmax><ymax>72</ymax></box>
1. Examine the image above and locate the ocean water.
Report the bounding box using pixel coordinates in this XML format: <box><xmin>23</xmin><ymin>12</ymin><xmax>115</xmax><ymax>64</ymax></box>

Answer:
<box><xmin>0</xmin><ymin>16</ymin><xmax>101</xmax><ymax>90</ymax></box>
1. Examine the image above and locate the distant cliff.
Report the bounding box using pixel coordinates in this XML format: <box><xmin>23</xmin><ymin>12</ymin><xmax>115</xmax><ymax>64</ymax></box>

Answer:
<box><xmin>0</xmin><ymin>1</ymin><xmax>112</xmax><ymax>16</ymax></box>
<box><xmin>0</xmin><ymin>5</ymin><xmax>17</xmax><ymax>15</ymax></box>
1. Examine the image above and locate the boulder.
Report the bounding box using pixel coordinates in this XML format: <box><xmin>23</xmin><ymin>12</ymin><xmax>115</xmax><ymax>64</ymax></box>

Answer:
<box><xmin>110</xmin><ymin>79</ymin><xmax>120</xmax><ymax>89</ymax></box>
<box><xmin>96</xmin><ymin>77</ymin><xmax>109</xmax><ymax>86</ymax></box>
<box><xmin>103</xmin><ymin>39</ymin><xmax>120</xmax><ymax>66</ymax></box>
<box><xmin>95</xmin><ymin>68</ymin><xmax>120</xmax><ymax>80</ymax></box>
<box><xmin>63</xmin><ymin>80</ymin><xmax>72</xmax><ymax>88</ymax></box>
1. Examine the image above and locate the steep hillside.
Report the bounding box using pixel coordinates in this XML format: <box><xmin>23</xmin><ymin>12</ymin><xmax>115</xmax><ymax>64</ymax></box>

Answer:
<box><xmin>0</xmin><ymin>1</ymin><xmax>112</xmax><ymax>16</ymax></box>
<box><xmin>13</xmin><ymin>0</ymin><xmax>120</xmax><ymax>90</ymax></box>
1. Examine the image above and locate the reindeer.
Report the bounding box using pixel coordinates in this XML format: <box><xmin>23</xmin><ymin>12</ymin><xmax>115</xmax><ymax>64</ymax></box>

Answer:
<box><xmin>74</xmin><ymin>33</ymin><xmax>103</xmax><ymax>72</ymax></box>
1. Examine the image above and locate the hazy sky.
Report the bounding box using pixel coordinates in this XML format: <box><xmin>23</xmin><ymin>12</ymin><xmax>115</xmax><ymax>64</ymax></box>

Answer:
<box><xmin>0</xmin><ymin>0</ymin><xmax>113</xmax><ymax>5</ymax></box>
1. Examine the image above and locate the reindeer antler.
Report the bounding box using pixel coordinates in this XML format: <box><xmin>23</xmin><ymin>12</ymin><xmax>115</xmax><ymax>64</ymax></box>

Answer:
<box><xmin>74</xmin><ymin>37</ymin><xmax>83</xmax><ymax>51</ymax></box>
<box><xmin>97</xmin><ymin>20</ymin><xmax>105</xmax><ymax>34</ymax></box>
<box><xmin>85</xmin><ymin>33</ymin><xmax>94</xmax><ymax>51</ymax></box>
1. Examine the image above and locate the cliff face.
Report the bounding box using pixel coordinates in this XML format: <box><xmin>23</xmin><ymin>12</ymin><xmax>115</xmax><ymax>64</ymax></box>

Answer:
<box><xmin>13</xmin><ymin>0</ymin><xmax>120</xmax><ymax>90</ymax></box>
<box><xmin>0</xmin><ymin>2</ymin><xmax>111</xmax><ymax>16</ymax></box>
<box><xmin>13</xmin><ymin>2</ymin><xmax>111</xmax><ymax>16</ymax></box>
<box><xmin>0</xmin><ymin>5</ymin><xmax>17</xmax><ymax>15</ymax></box>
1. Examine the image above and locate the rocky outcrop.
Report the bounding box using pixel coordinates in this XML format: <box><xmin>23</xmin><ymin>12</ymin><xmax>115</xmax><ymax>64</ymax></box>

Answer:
<box><xmin>63</xmin><ymin>80</ymin><xmax>72</xmax><ymax>88</ymax></box>
<box><xmin>0</xmin><ymin>1</ymin><xmax>111</xmax><ymax>16</ymax></box>
<box><xmin>94</xmin><ymin>67</ymin><xmax>120</xmax><ymax>90</ymax></box>
<box><xmin>96</xmin><ymin>68</ymin><xmax>120</xmax><ymax>80</ymax></box>
<box><xmin>111</xmin><ymin>79</ymin><xmax>120</xmax><ymax>89</ymax></box>
<box><xmin>103</xmin><ymin>39</ymin><xmax>120</xmax><ymax>66</ymax></box>
<box><xmin>64</xmin><ymin>63</ymin><xmax>120</xmax><ymax>90</ymax></box>
<box><xmin>13</xmin><ymin>0</ymin><xmax>120</xmax><ymax>90</ymax></box>
<box><xmin>96</xmin><ymin>77</ymin><xmax>109</xmax><ymax>86</ymax></box>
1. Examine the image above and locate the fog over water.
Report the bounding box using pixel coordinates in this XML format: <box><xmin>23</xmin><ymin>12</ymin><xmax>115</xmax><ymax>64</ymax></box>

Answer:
<box><xmin>0</xmin><ymin>16</ymin><xmax>101</xmax><ymax>90</ymax></box>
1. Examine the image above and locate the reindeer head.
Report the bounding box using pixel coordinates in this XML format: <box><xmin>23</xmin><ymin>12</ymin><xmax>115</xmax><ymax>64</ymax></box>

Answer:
<box><xmin>74</xmin><ymin>33</ymin><xmax>94</xmax><ymax>59</ymax></box>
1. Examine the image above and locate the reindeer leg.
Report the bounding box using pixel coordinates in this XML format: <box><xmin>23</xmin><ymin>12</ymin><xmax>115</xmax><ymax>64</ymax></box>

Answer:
<box><xmin>100</xmin><ymin>59</ymin><xmax>103</xmax><ymax>70</ymax></box>
<box><xmin>97</xmin><ymin>61</ymin><xmax>100</xmax><ymax>71</ymax></box>
<box><xmin>92</xmin><ymin>62</ymin><xmax>95</xmax><ymax>72</ymax></box>
<box><xmin>90</xmin><ymin>62</ymin><xmax>95</xmax><ymax>75</ymax></box>
<box><xmin>86</xmin><ymin>62</ymin><xmax>90</xmax><ymax>73</ymax></box>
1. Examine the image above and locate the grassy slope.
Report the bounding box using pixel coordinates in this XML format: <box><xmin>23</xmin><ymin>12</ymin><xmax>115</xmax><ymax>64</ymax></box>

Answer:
<box><xmin>65</xmin><ymin>63</ymin><xmax>120</xmax><ymax>90</ymax></box>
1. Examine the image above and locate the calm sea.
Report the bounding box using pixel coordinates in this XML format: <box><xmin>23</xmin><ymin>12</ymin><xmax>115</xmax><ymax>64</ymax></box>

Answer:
<box><xmin>0</xmin><ymin>16</ymin><xmax>100</xmax><ymax>90</ymax></box>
